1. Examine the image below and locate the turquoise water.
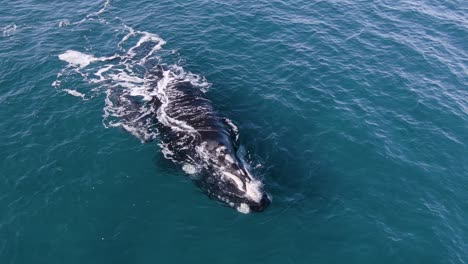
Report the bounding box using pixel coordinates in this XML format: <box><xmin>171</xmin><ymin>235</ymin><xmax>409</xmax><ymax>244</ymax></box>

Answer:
<box><xmin>1</xmin><ymin>0</ymin><xmax>467</xmax><ymax>263</ymax></box>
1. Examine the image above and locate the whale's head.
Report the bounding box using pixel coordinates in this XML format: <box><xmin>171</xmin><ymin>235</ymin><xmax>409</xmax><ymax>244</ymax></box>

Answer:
<box><xmin>195</xmin><ymin>140</ymin><xmax>271</xmax><ymax>213</ymax></box>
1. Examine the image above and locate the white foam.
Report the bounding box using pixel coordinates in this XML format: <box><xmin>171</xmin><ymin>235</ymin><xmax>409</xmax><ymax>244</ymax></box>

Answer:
<box><xmin>51</xmin><ymin>80</ymin><xmax>60</xmax><ymax>88</ymax></box>
<box><xmin>58</xmin><ymin>50</ymin><xmax>98</xmax><ymax>68</ymax></box>
<box><xmin>2</xmin><ymin>24</ymin><xmax>16</xmax><ymax>37</ymax></box>
<box><xmin>93</xmin><ymin>65</ymin><xmax>113</xmax><ymax>82</ymax></box>
<box><xmin>138</xmin><ymin>34</ymin><xmax>167</xmax><ymax>64</ymax></box>
<box><xmin>58</xmin><ymin>20</ymin><xmax>70</xmax><ymax>27</ymax></box>
<box><xmin>86</xmin><ymin>0</ymin><xmax>111</xmax><ymax>18</ymax></box>
<box><xmin>63</xmin><ymin>89</ymin><xmax>86</xmax><ymax>99</ymax></box>
<box><xmin>96</xmin><ymin>0</ymin><xmax>111</xmax><ymax>16</ymax></box>
<box><xmin>155</xmin><ymin>70</ymin><xmax>199</xmax><ymax>134</ymax></box>
<box><xmin>128</xmin><ymin>32</ymin><xmax>166</xmax><ymax>58</ymax></box>
<box><xmin>117</xmin><ymin>26</ymin><xmax>136</xmax><ymax>49</ymax></box>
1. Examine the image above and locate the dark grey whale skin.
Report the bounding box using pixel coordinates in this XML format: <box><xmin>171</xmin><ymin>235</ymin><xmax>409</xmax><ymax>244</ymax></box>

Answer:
<box><xmin>150</xmin><ymin>67</ymin><xmax>270</xmax><ymax>212</ymax></box>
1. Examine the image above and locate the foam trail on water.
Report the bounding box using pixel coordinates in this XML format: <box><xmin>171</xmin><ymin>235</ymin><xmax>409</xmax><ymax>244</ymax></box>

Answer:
<box><xmin>54</xmin><ymin>17</ymin><xmax>210</xmax><ymax>143</ymax></box>
<box><xmin>94</xmin><ymin>0</ymin><xmax>111</xmax><ymax>16</ymax></box>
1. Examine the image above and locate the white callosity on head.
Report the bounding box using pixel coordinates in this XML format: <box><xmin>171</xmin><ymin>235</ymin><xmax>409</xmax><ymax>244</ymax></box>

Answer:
<box><xmin>240</xmin><ymin>165</ymin><xmax>264</xmax><ymax>203</ymax></box>
<box><xmin>222</xmin><ymin>171</ymin><xmax>245</xmax><ymax>191</ymax></box>
<box><xmin>224</xmin><ymin>154</ymin><xmax>235</xmax><ymax>164</ymax></box>
<box><xmin>243</xmin><ymin>178</ymin><xmax>263</xmax><ymax>203</ymax></box>
<box><xmin>216</xmin><ymin>146</ymin><xmax>227</xmax><ymax>154</ymax></box>
<box><xmin>182</xmin><ymin>164</ymin><xmax>197</xmax><ymax>175</ymax></box>
<box><xmin>237</xmin><ymin>203</ymin><xmax>251</xmax><ymax>214</ymax></box>
<box><xmin>196</xmin><ymin>141</ymin><xmax>265</xmax><ymax>206</ymax></box>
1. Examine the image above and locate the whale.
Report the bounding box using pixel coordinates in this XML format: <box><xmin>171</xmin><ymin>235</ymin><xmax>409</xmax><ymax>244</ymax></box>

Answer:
<box><xmin>55</xmin><ymin>38</ymin><xmax>270</xmax><ymax>212</ymax></box>
<box><xmin>147</xmin><ymin>66</ymin><xmax>271</xmax><ymax>213</ymax></box>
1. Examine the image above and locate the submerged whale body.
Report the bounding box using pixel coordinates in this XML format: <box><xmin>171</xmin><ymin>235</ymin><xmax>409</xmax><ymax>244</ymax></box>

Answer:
<box><xmin>148</xmin><ymin>66</ymin><xmax>271</xmax><ymax>213</ymax></box>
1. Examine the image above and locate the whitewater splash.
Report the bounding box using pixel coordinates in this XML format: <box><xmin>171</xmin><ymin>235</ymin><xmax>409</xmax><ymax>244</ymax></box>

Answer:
<box><xmin>53</xmin><ymin>0</ymin><xmax>210</xmax><ymax>142</ymax></box>
<box><xmin>54</xmin><ymin>26</ymin><xmax>209</xmax><ymax>142</ymax></box>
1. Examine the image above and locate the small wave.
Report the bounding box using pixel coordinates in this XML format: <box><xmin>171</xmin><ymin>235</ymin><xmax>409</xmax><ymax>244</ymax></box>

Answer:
<box><xmin>57</xmin><ymin>0</ymin><xmax>112</xmax><ymax>28</ymax></box>
<box><xmin>63</xmin><ymin>89</ymin><xmax>87</xmax><ymax>100</ymax></box>
<box><xmin>1</xmin><ymin>24</ymin><xmax>16</xmax><ymax>37</ymax></box>
<box><xmin>58</xmin><ymin>20</ymin><xmax>70</xmax><ymax>28</ymax></box>
<box><xmin>93</xmin><ymin>0</ymin><xmax>111</xmax><ymax>17</ymax></box>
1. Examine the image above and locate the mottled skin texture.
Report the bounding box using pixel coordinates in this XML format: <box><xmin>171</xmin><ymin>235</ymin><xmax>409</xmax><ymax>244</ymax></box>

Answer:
<box><xmin>151</xmin><ymin>68</ymin><xmax>270</xmax><ymax>212</ymax></box>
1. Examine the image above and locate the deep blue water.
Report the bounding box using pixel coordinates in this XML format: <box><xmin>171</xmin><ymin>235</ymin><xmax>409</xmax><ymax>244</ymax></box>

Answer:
<box><xmin>1</xmin><ymin>0</ymin><xmax>467</xmax><ymax>263</ymax></box>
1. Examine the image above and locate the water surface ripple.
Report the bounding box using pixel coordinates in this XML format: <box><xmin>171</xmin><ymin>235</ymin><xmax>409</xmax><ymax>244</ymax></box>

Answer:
<box><xmin>1</xmin><ymin>0</ymin><xmax>467</xmax><ymax>263</ymax></box>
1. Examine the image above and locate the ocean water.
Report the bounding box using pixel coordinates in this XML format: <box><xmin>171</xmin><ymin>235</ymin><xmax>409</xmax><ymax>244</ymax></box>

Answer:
<box><xmin>1</xmin><ymin>0</ymin><xmax>467</xmax><ymax>263</ymax></box>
